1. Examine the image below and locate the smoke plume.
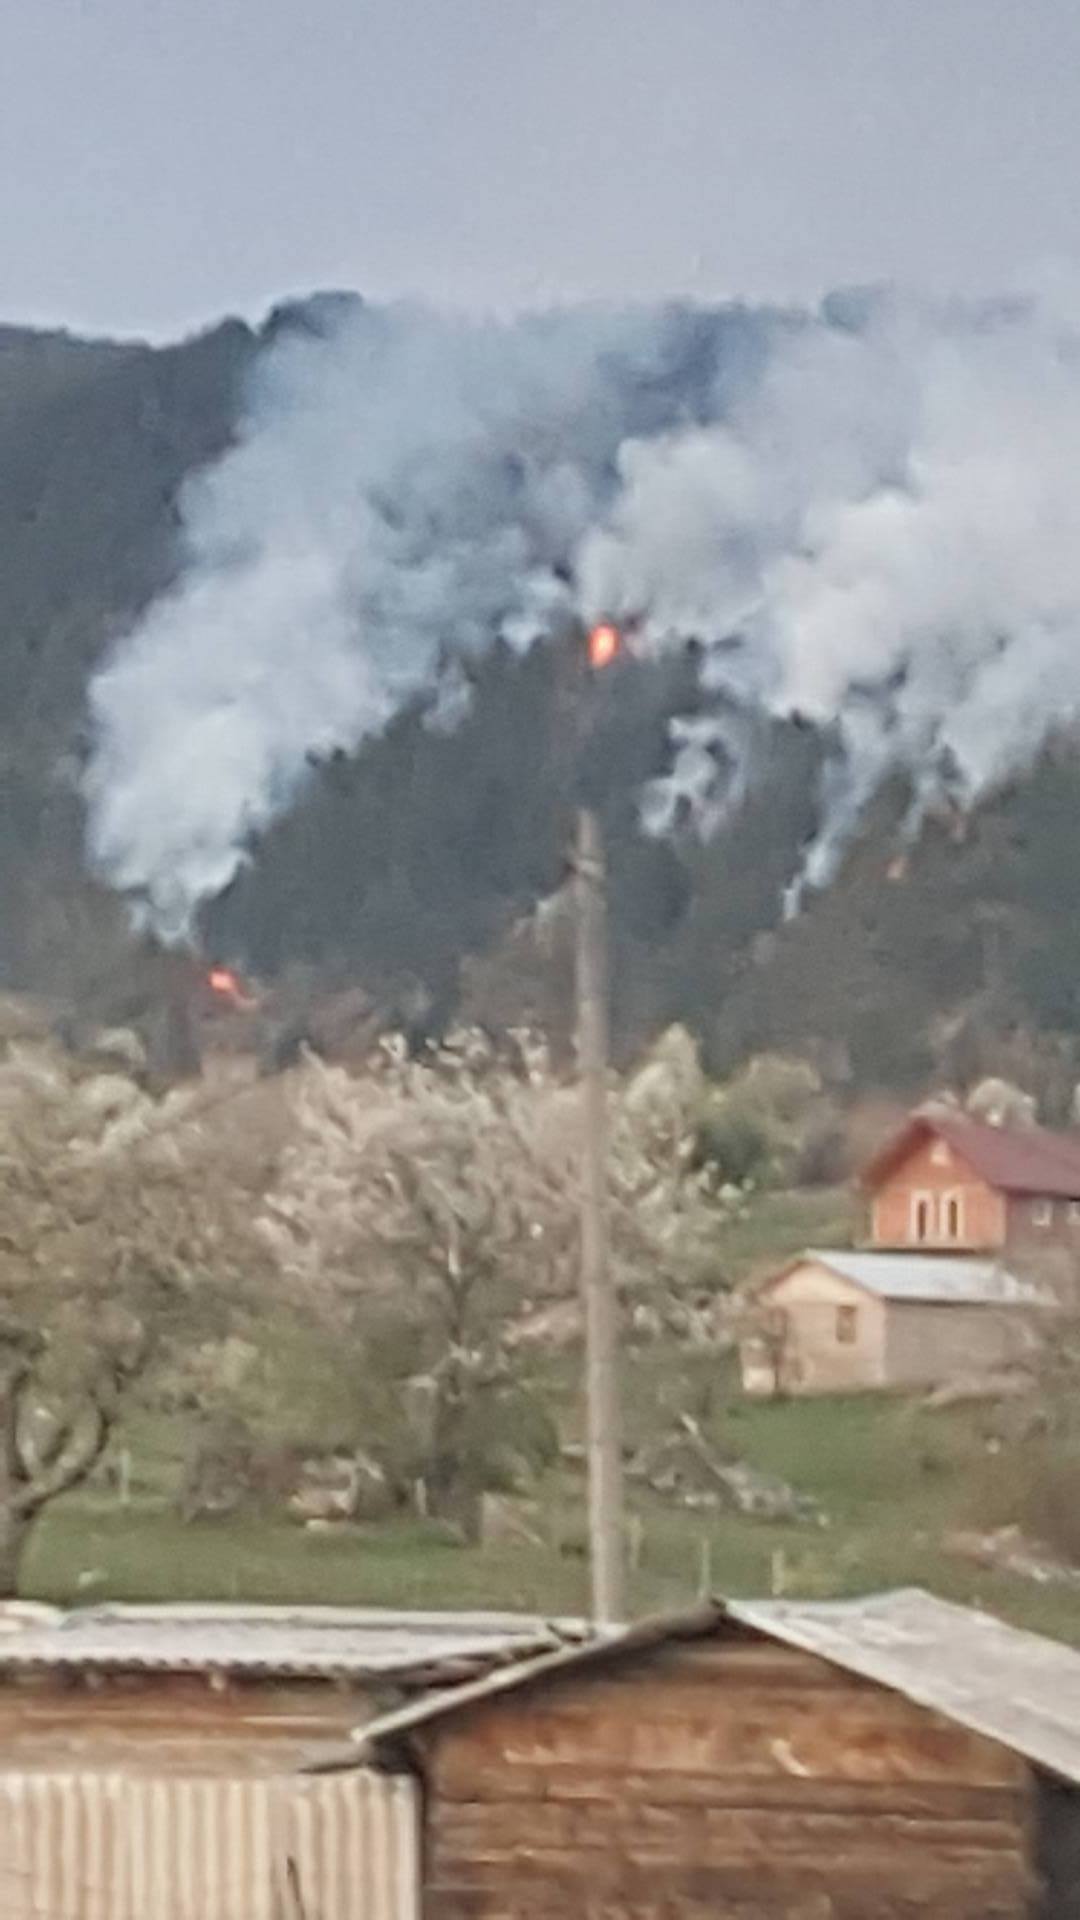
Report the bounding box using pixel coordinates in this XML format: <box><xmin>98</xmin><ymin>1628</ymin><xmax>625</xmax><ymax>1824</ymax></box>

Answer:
<box><xmin>86</xmin><ymin>299</ymin><xmax>727</xmax><ymax>935</ymax></box>
<box><xmin>85</xmin><ymin>282</ymin><xmax>1080</xmax><ymax>934</ymax></box>
<box><xmin>580</xmin><ymin>284</ymin><xmax>1080</xmax><ymax>899</ymax></box>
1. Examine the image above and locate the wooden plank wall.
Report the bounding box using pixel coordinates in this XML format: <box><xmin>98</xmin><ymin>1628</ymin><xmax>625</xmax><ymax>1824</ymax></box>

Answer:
<box><xmin>0</xmin><ymin>1675</ymin><xmax>373</xmax><ymax>1774</ymax></box>
<box><xmin>419</xmin><ymin>1638</ymin><xmax>1035</xmax><ymax>1920</ymax></box>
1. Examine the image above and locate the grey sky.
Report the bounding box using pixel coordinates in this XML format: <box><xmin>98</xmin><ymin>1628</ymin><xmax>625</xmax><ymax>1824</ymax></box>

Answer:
<box><xmin>3</xmin><ymin>0</ymin><xmax>1080</xmax><ymax>340</ymax></box>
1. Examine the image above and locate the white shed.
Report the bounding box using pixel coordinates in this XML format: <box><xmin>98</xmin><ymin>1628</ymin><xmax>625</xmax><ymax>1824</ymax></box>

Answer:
<box><xmin>742</xmin><ymin>1249</ymin><xmax>1043</xmax><ymax>1395</ymax></box>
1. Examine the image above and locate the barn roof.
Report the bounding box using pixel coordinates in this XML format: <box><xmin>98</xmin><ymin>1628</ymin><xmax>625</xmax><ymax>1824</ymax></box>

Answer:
<box><xmin>862</xmin><ymin>1109</ymin><xmax>1080</xmax><ymax>1199</ymax></box>
<box><xmin>0</xmin><ymin>1603</ymin><xmax>586</xmax><ymax>1684</ymax></box>
<box><xmin>736</xmin><ymin>1590</ymin><xmax>1080</xmax><ymax>1785</ymax></box>
<box><xmin>338</xmin><ymin>1590</ymin><xmax>1080</xmax><ymax>1787</ymax></box>
<box><xmin>786</xmin><ymin>1249</ymin><xmax>1044</xmax><ymax>1306</ymax></box>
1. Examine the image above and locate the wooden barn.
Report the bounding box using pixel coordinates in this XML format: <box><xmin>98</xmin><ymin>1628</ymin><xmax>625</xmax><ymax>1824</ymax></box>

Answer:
<box><xmin>0</xmin><ymin>1601</ymin><xmax>578</xmax><ymax>1919</ymax></box>
<box><xmin>340</xmin><ymin>1589</ymin><xmax>1080</xmax><ymax>1920</ymax></box>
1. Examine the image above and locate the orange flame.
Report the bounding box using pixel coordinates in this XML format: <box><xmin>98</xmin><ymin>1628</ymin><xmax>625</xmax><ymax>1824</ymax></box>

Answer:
<box><xmin>587</xmin><ymin>622</ymin><xmax>621</xmax><ymax>670</ymax></box>
<box><xmin>206</xmin><ymin>965</ymin><xmax>256</xmax><ymax>1009</ymax></box>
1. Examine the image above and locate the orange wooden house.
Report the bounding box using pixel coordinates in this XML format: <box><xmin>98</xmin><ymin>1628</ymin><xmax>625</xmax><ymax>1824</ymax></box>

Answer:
<box><xmin>861</xmin><ymin>1106</ymin><xmax>1080</xmax><ymax>1254</ymax></box>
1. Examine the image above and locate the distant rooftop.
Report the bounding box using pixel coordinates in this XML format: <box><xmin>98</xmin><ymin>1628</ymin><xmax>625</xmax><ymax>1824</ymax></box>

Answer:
<box><xmin>863</xmin><ymin>1108</ymin><xmax>1080</xmax><ymax>1199</ymax></box>
<box><xmin>801</xmin><ymin>1249</ymin><xmax>1045</xmax><ymax>1306</ymax></box>
<box><xmin>0</xmin><ymin>1604</ymin><xmax>586</xmax><ymax>1684</ymax></box>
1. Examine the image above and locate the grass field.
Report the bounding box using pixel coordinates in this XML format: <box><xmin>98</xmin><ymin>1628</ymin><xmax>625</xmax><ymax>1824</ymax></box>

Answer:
<box><xmin>13</xmin><ymin>1186</ymin><xmax>1077</xmax><ymax>1645</ymax></box>
<box><xmin>708</xmin><ymin>1184</ymin><xmax>854</xmax><ymax>1285</ymax></box>
<box><xmin>20</xmin><ymin>1378</ymin><xmax>1080</xmax><ymax>1647</ymax></box>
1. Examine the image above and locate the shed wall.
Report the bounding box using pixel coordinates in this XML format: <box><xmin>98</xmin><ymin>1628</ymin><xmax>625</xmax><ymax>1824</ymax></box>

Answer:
<box><xmin>1005</xmin><ymin>1194</ymin><xmax>1080</xmax><ymax>1255</ymax></box>
<box><xmin>0</xmin><ymin>1674</ymin><xmax>372</xmax><ymax>1776</ymax></box>
<box><xmin>743</xmin><ymin>1262</ymin><xmax>886</xmax><ymax>1395</ymax></box>
<box><xmin>417</xmin><ymin>1637</ymin><xmax>1033</xmax><ymax>1919</ymax></box>
<box><xmin>884</xmin><ymin>1299</ymin><xmax>1033</xmax><ymax>1387</ymax></box>
<box><xmin>0</xmin><ymin>1767</ymin><xmax>418</xmax><ymax>1919</ymax></box>
<box><xmin>1035</xmin><ymin>1772</ymin><xmax>1080</xmax><ymax>1920</ymax></box>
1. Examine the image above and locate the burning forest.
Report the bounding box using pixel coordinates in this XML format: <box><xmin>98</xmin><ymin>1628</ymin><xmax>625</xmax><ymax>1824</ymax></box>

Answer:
<box><xmin>5</xmin><ymin>285</ymin><xmax>1080</xmax><ymax>1098</ymax></box>
<box><xmin>83</xmin><ymin>285</ymin><xmax>1080</xmax><ymax>950</ymax></box>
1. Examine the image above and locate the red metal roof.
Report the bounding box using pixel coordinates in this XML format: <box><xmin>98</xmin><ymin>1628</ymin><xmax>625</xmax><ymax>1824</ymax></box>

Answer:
<box><xmin>862</xmin><ymin>1109</ymin><xmax>1080</xmax><ymax>1199</ymax></box>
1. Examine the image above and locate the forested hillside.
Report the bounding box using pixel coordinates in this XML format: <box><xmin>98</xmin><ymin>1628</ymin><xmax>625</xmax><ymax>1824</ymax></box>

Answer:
<box><xmin>0</xmin><ymin>314</ymin><xmax>254</xmax><ymax>1000</ymax></box>
<box><xmin>4</xmin><ymin>300</ymin><xmax>1080</xmax><ymax>1108</ymax></box>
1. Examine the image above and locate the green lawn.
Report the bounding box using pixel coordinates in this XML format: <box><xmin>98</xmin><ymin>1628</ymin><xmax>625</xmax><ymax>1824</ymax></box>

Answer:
<box><xmin>20</xmin><ymin>1384</ymin><xmax>1080</xmax><ymax>1647</ymax></box>
<box><xmin>12</xmin><ymin>1187</ymin><xmax>1074</xmax><ymax>1642</ymax></box>
<box><xmin>711</xmin><ymin>1185</ymin><xmax>854</xmax><ymax>1285</ymax></box>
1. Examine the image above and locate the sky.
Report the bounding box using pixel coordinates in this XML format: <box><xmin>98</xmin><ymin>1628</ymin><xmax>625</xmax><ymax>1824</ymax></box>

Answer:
<box><xmin>3</xmin><ymin>0</ymin><xmax>1080</xmax><ymax>341</ymax></box>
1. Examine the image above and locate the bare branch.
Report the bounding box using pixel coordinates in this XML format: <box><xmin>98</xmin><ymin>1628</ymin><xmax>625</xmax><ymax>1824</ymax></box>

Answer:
<box><xmin>12</xmin><ymin>1400</ymin><xmax>108</xmax><ymax>1516</ymax></box>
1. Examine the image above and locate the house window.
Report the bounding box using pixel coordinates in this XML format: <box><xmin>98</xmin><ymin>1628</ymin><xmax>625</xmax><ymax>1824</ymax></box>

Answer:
<box><xmin>912</xmin><ymin>1193</ymin><xmax>932</xmax><ymax>1242</ymax></box>
<box><xmin>930</xmin><ymin>1140</ymin><xmax>951</xmax><ymax>1167</ymax></box>
<box><xmin>1032</xmin><ymin>1198</ymin><xmax>1054</xmax><ymax>1228</ymax></box>
<box><xmin>1069</xmin><ymin>1201</ymin><xmax>1080</xmax><ymax>1226</ymax></box>
<box><xmin>944</xmin><ymin>1193</ymin><xmax>962</xmax><ymax>1241</ymax></box>
<box><xmin>836</xmin><ymin>1304</ymin><xmax>858</xmax><ymax>1344</ymax></box>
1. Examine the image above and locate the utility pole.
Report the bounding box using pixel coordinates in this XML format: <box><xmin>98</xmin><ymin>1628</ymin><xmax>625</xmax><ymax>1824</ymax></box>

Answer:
<box><xmin>575</xmin><ymin>799</ymin><xmax>625</xmax><ymax>1624</ymax></box>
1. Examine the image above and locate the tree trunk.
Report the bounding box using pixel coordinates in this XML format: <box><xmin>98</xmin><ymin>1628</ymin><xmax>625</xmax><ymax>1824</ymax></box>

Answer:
<box><xmin>427</xmin><ymin>1369</ymin><xmax>482</xmax><ymax>1539</ymax></box>
<box><xmin>0</xmin><ymin>1359</ymin><xmax>30</xmax><ymax>1598</ymax></box>
<box><xmin>0</xmin><ymin>1505</ymin><xmax>33</xmax><ymax>1599</ymax></box>
<box><xmin>0</xmin><ymin>1360</ymin><xmax>113</xmax><ymax>1597</ymax></box>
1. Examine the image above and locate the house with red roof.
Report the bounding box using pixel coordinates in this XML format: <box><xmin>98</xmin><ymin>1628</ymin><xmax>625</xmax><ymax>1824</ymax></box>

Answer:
<box><xmin>862</xmin><ymin>1105</ymin><xmax>1080</xmax><ymax>1255</ymax></box>
<box><xmin>741</xmin><ymin>1105</ymin><xmax>1070</xmax><ymax>1396</ymax></box>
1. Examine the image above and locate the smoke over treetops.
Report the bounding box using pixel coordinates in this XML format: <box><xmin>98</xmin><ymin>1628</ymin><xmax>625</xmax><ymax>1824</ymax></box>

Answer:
<box><xmin>84</xmin><ymin>282</ymin><xmax>1080</xmax><ymax>936</ymax></box>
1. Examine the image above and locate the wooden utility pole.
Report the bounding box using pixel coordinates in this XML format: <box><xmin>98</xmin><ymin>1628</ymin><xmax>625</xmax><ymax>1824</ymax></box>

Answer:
<box><xmin>575</xmin><ymin>804</ymin><xmax>625</xmax><ymax>1624</ymax></box>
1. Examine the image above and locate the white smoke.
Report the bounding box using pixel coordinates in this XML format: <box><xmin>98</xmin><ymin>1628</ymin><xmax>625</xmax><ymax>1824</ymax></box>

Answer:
<box><xmin>86</xmin><ymin>282</ymin><xmax>1080</xmax><ymax>934</ymax></box>
<box><xmin>578</xmin><ymin>286</ymin><xmax>1080</xmax><ymax>896</ymax></box>
<box><xmin>85</xmin><ymin>300</ymin><xmax>687</xmax><ymax>935</ymax></box>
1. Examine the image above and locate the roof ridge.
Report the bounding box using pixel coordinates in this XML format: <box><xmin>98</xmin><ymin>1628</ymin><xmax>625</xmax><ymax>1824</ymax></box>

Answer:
<box><xmin>319</xmin><ymin>1589</ymin><xmax>1080</xmax><ymax>1790</ymax></box>
<box><xmin>864</xmin><ymin>1108</ymin><xmax>1080</xmax><ymax>1197</ymax></box>
<box><xmin>74</xmin><ymin>1603</ymin><xmax>585</xmax><ymax>1631</ymax></box>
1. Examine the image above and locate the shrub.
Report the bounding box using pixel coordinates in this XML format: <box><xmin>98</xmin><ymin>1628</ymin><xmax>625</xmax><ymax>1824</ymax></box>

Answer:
<box><xmin>695</xmin><ymin>1103</ymin><xmax>771</xmax><ymax>1186</ymax></box>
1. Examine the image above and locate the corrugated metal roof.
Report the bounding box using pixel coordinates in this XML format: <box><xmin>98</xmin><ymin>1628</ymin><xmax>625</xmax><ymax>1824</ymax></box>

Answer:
<box><xmin>800</xmin><ymin>1249</ymin><xmax>1043</xmax><ymax>1305</ymax></box>
<box><xmin>322</xmin><ymin>1607</ymin><xmax>714</xmax><ymax>1769</ymax></box>
<box><xmin>343</xmin><ymin>1590</ymin><xmax>1080</xmax><ymax>1787</ymax></box>
<box><xmin>0</xmin><ymin>1604</ymin><xmax>586</xmax><ymax>1682</ymax></box>
<box><xmin>862</xmin><ymin>1109</ymin><xmax>1080</xmax><ymax>1198</ymax></box>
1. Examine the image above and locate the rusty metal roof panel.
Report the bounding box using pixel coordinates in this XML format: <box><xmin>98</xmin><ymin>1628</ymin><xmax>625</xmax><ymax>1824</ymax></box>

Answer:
<box><xmin>0</xmin><ymin>1604</ymin><xmax>585</xmax><ymax>1681</ymax></box>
